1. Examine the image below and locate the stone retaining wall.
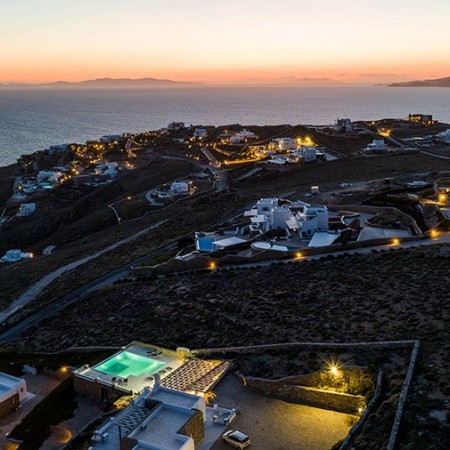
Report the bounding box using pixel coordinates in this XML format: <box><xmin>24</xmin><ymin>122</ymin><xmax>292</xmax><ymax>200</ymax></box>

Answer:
<box><xmin>132</xmin><ymin>235</ymin><xmax>427</xmax><ymax>278</ymax></box>
<box><xmin>245</xmin><ymin>377</ymin><xmax>365</xmax><ymax>414</ymax></box>
<box><xmin>339</xmin><ymin>369</ymin><xmax>384</xmax><ymax>449</ymax></box>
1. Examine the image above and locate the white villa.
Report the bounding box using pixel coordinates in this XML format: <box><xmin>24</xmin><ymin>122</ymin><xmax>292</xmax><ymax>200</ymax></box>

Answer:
<box><xmin>193</xmin><ymin>128</ymin><xmax>208</xmax><ymax>139</ymax></box>
<box><xmin>37</xmin><ymin>171</ymin><xmax>63</xmax><ymax>184</ymax></box>
<box><xmin>245</xmin><ymin>198</ymin><xmax>329</xmax><ymax>239</ymax></box>
<box><xmin>17</xmin><ymin>203</ymin><xmax>37</xmax><ymax>217</ymax></box>
<box><xmin>269</xmin><ymin>138</ymin><xmax>296</xmax><ymax>151</ymax></box>
<box><xmin>91</xmin><ymin>383</ymin><xmax>206</xmax><ymax>450</ymax></box>
<box><xmin>0</xmin><ymin>372</ymin><xmax>28</xmax><ymax>420</ymax></box>
<box><xmin>335</xmin><ymin>118</ymin><xmax>352</xmax><ymax>133</ymax></box>
<box><xmin>170</xmin><ymin>181</ymin><xmax>194</xmax><ymax>195</ymax></box>
<box><xmin>437</xmin><ymin>129</ymin><xmax>450</xmax><ymax>144</ymax></box>
<box><xmin>229</xmin><ymin>130</ymin><xmax>257</xmax><ymax>144</ymax></box>
<box><xmin>95</xmin><ymin>162</ymin><xmax>119</xmax><ymax>178</ymax></box>
<box><xmin>291</xmin><ymin>146</ymin><xmax>317</xmax><ymax>161</ymax></box>
<box><xmin>1</xmin><ymin>249</ymin><xmax>33</xmax><ymax>263</ymax></box>
<box><xmin>364</xmin><ymin>139</ymin><xmax>388</xmax><ymax>153</ymax></box>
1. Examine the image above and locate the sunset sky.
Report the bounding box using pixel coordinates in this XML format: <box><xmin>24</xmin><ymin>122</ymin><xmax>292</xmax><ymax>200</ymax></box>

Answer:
<box><xmin>1</xmin><ymin>0</ymin><xmax>450</xmax><ymax>84</ymax></box>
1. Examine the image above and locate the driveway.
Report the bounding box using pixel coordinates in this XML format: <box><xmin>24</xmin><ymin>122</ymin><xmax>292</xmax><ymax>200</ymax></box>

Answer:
<box><xmin>210</xmin><ymin>375</ymin><xmax>357</xmax><ymax>450</ymax></box>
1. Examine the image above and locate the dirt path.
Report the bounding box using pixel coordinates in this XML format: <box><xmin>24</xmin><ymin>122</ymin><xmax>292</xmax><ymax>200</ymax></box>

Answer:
<box><xmin>0</xmin><ymin>220</ymin><xmax>166</xmax><ymax>324</ymax></box>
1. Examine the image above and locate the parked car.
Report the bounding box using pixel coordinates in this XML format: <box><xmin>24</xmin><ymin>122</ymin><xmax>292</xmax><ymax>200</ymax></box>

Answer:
<box><xmin>222</xmin><ymin>430</ymin><xmax>251</xmax><ymax>448</ymax></box>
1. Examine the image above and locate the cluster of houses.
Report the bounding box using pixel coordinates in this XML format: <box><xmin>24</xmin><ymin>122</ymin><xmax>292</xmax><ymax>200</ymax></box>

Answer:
<box><xmin>246</xmin><ymin>137</ymin><xmax>320</xmax><ymax>165</ymax></box>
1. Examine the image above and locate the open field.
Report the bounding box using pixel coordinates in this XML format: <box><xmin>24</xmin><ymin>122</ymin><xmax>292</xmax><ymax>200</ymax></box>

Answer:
<box><xmin>11</xmin><ymin>244</ymin><xmax>450</xmax><ymax>449</ymax></box>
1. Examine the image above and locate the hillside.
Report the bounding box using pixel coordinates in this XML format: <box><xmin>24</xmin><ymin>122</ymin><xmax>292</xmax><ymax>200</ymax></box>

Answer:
<box><xmin>389</xmin><ymin>76</ymin><xmax>450</xmax><ymax>87</ymax></box>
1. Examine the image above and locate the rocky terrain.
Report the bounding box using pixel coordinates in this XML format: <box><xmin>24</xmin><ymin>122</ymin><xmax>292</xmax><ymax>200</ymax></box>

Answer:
<box><xmin>14</xmin><ymin>244</ymin><xmax>450</xmax><ymax>449</ymax></box>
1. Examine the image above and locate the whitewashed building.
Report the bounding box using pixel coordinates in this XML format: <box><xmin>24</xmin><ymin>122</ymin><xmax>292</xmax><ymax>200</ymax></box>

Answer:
<box><xmin>245</xmin><ymin>198</ymin><xmax>329</xmax><ymax>239</ymax></box>
<box><xmin>364</xmin><ymin>139</ymin><xmax>388</xmax><ymax>153</ymax></box>
<box><xmin>170</xmin><ymin>181</ymin><xmax>193</xmax><ymax>195</ymax></box>
<box><xmin>17</xmin><ymin>203</ymin><xmax>37</xmax><ymax>217</ymax></box>
<box><xmin>299</xmin><ymin>146</ymin><xmax>317</xmax><ymax>161</ymax></box>
<box><xmin>229</xmin><ymin>130</ymin><xmax>257</xmax><ymax>144</ymax></box>
<box><xmin>193</xmin><ymin>128</ymin><xmax>208</xmax><ymax>138</ymax></box>
<box><xmin>0</xmin><ymin>372</ymin><xmax>28</xmax><ymax>420</ymax></box>
<box><xmin>0</xmin><ymin>249</ymin><xmax>33</xmax><ymax>263</ymax></box>
<box><xmin>437</xmin><ymin>129</ymin><xmax>450</xmax><ymax>144</ymax></box>
<box><xmin>37</xmin><ymin>171</ymin><xmax>63</xmax><ymax>183</ymax></box>
<box><xmin>269</xmin><ymin>138</ymin><xmax>296</xmax><ymax>151</ymax></box>
<box><xmin>335</xmin><ymin>118</ymin><xmax>352</xmax><ymax>132</ymax></box>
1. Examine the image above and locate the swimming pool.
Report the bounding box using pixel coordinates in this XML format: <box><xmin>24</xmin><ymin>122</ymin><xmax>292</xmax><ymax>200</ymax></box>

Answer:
<box><xmin>94</xmin><ymin>351</ymin><xmax>165</xmax><ymax>378</ymax></box>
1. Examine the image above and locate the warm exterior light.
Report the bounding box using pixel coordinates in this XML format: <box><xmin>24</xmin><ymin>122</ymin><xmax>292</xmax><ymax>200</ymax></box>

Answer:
<box><xmin>209</xmin><ymin>261</ymin><xmax>217</xmax><ymax>270</ymax></box>
<box><xmin>391</xmin><ymin>238</ymin><xmax>400</xmax><ymax>246</ymax></box>
<box><xmin>324</xmin><ymin>358</ymin><xmax>342</xmax><ymax>376</ymax></box>
<box><xmin>439</xmin><ymin>193</ymin><xmax>447</xmax><ymax>203</ymax></box>
<box><xmin>430</xmin><ymin>229</ymin><xmax>440</xmax><ymax>239</ymax></box>
<box><xmin>127</xmin><ymin>196</ymin><xmax>132</xmax><ymax>200</ymax></box>
<box><xmin>60</xmin><ymin>366</ymin><xmax>68</xmax><ymax>373</ymax></box>
<box><xmin>295</xmin><ymin>251</ymin><xmax>303</xmax><ymax>259</ymax></box>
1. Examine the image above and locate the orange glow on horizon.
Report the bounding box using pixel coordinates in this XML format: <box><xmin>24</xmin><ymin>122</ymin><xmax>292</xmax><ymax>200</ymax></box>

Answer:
<box><xmin>1</xmin><ymin>1</ymin><xmax>450</xmax><ymax>85</ymax></box>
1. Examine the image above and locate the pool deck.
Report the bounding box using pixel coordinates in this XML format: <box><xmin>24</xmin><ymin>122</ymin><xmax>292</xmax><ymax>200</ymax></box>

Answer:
<box><xmin>74</xmin><ymin>344</ymin><xmax>185</xmax><ymax>395</ymax></box>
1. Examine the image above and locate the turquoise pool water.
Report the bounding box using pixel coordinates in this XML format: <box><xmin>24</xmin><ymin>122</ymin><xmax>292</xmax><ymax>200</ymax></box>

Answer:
<box><xmin>94</xmin><ymin>351</ymin><xmax>165</xmax><ymax>378</ymax></box>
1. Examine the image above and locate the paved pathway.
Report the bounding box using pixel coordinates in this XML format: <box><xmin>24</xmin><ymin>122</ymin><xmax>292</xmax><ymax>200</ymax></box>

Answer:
<box><xmin>0</xmin><ymin>220</ymin><xmax>166</xmax><ymax>324</ymax></box>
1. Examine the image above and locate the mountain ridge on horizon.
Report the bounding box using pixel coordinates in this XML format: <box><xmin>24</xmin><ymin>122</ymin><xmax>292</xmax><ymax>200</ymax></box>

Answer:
<box><xmin>389</xmin><ymin>75</ymin><xmax>450</xmax><ymax>87</ymax></box>
<box><xmin>0</xmin><ymin>77</ymin><xmax>202</xmax><ymax>88</ymax></box>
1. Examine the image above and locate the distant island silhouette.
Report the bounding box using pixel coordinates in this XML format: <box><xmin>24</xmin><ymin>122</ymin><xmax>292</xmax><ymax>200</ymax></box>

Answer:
<box><xmin>389</xmin><ymin>76</ymin><xmax>450</xmax><ymax>87</ymax></box>
<box><xmin>0</xmin><ymin>77</ymin><xmax>201</xmax><ymax>88</ymax></box>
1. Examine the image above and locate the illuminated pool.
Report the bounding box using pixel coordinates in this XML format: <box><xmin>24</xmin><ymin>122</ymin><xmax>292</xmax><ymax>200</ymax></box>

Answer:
<box><xmin>93</xmin><ymin>351</ymin><xmax>165</xmax><ymax>378</ymax></box>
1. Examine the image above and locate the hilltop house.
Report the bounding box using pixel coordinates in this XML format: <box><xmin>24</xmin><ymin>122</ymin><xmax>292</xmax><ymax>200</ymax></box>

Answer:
<box><xmin>335</xmin><ymin>118</ymin><xmax>352</xmax><ymax>133</ymax></box>
<box><xmin>229</xmin><ymin>130</ymin><xmax>257</xmax><ymax>144</ymax></box>
<box><xmin>269</xmin><ymin>138</ymin><xmax>296</xmax><ymax>151</ymax></box>
<box><xmin>0</xmin><ymin>372</ymin><xmax>27</xmax><ymax>420</ymax></box>
<box><xmin>17</xmin><ymin>203</ymin><xmax>36</xmax><ymax>217</ymax></box>
<box><xmin>48</xmin><ymin>143</ymin><xmax>70</xmax><ymax>155</ymax></box>
<box><xmin>90</xmin><ymin>382</ymin><xmax>206</xmax><ymax>450</ymax></box>
<box><xmin>245</xmin><ymin>198</ymin><xmax>329</xmax><ymax>239</ymax></box>
<box><xmin>293</xmin><ymin>146</ymin><xmax>317</xmax><ymax>161</ymax></box>
<box><xmin>1</xmin><ymin>249</ymin><xmax>33</xmax><ymax>263</ymax></box>
<box><xmin>37</xmin><ymin>171</ymin><xmax>63</xmax><ymax>184</ymax></box>
<box><xmin>193</xmin><ymin>128</ymin><xmax>208</xmax><ymax>139</ymax></box>
<box><xmin>363</xmin><ymin>139</ymin><xmax>388</xmax><ymax>153</ymax></box>
<box><xmin>408</xmin><ymin>114</ymin><xmax>436</xmax><ymax>126</ymax></box>
<box><xmin>437</xmin><ymin>129</ymin><xmax>450</xmax><ymax>144</ymax></box>
<box><xmin>170</xmin><ymin>181</ymin><xmax>194</xmax><ymax>195</ymax></box>
<box><xmin>168</xmin><ymin>122</ymin><xmax>185</xmax><ymax>131</ymax></box>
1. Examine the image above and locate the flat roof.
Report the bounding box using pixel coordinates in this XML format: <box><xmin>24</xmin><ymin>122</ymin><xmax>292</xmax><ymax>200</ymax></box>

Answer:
<box><xmin>213</xmin><ymin>237</ymin><xmax>247</xmax><ymax>248</ymax></box>
<box><xmin>358</xmin><ymin>227</ymin><xmax>411</xmax><ymax>241</ymax></box>
<box><xmin>308</xmin><ymin>232</ymin><xmax>338</xmax><ymax>248</ymax></box>
<box><xmin>150</xmin><ymin>386</ymin><xmax>201</xmax><ymax>410</ymax></box>
<box><xmin>0</xmin><ymin>372</ymin><xmax>24</xmax><ymax>390</ymax></box>
<box><xmin>129</xmin><ymin>404</ymin><xmax>193</xmax><ymax>450</ymax></box>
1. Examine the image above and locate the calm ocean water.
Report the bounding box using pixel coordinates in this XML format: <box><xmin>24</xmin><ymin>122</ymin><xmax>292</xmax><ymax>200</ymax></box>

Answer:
<box><xmin>1</xmin><ymin>85</ymin><xmax>450</xmax><ymax>167</ymax></box>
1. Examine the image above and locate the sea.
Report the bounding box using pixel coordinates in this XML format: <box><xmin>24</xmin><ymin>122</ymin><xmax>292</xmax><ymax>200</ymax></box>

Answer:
<box><xmin>1</xmin><ymin>85</ymin><xmax>450</xmax><ymax>167</ymax></box>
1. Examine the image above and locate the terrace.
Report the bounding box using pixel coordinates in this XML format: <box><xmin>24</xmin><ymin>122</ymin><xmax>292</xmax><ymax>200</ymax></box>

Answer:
<box><xmin>74</xmin><ymin>343</ymin><xmax>185</xmax><ymax>395</ymax></box>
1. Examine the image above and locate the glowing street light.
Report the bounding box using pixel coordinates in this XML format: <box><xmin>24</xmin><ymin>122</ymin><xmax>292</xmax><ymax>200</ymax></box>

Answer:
<box><xmin>391</xmin><ymin>238</ymin><xmax>400</xmax><ymax>246</ymax></box>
